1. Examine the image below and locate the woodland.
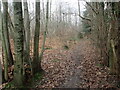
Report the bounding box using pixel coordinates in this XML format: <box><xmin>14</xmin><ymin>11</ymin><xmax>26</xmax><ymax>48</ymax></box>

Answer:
<box><xmin>0</xmin><ymin>0</ymin><xmax>120</xmax><ymax>89</ymax></box>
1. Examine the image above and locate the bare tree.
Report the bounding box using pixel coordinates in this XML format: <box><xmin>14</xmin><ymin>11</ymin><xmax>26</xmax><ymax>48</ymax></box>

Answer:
<box><xmin>24</xmin><ymin>0</ymin><xmax>30</xmax><ymax>63</ymax></box>
<box><xmin>2</xmin><ymin>0</ymin><xmax>13</xmax><ymax>67</ymax></box>
<box><xmin>13</xmin><ymin>0</ymin><xmax>24</xmax><ymax>86</ymax></box>
<box><xmin>39</xmin><ymin>0</ymin><xmax>49</xmax><ymax>60</ymax></box>
<box><xmin>33</xmin><ymin>0</ymin><xmax>41</xmax><ymax>75</ymax></box>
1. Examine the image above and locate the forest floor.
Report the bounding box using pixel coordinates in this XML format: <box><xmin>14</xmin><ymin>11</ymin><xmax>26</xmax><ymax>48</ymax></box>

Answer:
<box><xmin>33</xmin><ymin>37</ymin><xmax>118</xmax><ymax>88</ymax></box>
<box><xmin>0</xmin><ymin>37</ymin><xmax>118</xmax><ymax>89</ymax></box>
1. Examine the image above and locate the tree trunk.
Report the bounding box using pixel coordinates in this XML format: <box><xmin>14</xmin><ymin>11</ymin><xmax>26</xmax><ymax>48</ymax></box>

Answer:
<box><xmin>0</xmin><ymin>2</ymin><xmax>8</xmax><ymax>81</ymax></box>
<box><xmin>24</xmin><ymin>0</ymin><xmax>30</xmax><ymax>63</ymax></box>
<box><xmin>116</xmin><ymin>2</ymin><xmax>120</xmax><ymax>85</ymax></box>
<box><xmin>2</xmin><ymin>1</ymin><xmax>13</xmax><ymax>67</ymax></box>
<box><xmin>49</xmin><ymin>0</ymin><xmax>52</xmax><ymax>21</ymax></box>
<box><xmin>33</xmin><ymin>0</ymin><xmax>41</xmax><ymax>75</ymax></box>
<box><xmin>13</xmin><ymin>1</ymin><xmax>24</xmax><ymax>86</ymax></box>
<box><xmin>40</xmin><ymin>0</ymin><xmax>49</xmax><ymax>60</ymax></box>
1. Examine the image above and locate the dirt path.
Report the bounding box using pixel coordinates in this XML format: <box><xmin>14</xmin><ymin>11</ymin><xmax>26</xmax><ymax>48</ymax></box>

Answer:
<box><xmin>60</xmin><ymin>44</ymin><xmax>84</xmax><ymax>88</ymax></box>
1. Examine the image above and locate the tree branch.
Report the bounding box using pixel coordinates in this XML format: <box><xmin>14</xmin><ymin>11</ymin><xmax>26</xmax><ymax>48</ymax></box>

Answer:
<box><xmin>78</xmin><ymin>0</ymin><xmax>91</xmax><ymax>22</ymax></box>
<box><xmin>79</xmin><ymin>15</ymin><xmax>91</xmax><ymax>22</ymax></box>
<box><xmin>85</xmin><ymin>1</ymin><xmax>98</xmax><ymax>15</ymax></box>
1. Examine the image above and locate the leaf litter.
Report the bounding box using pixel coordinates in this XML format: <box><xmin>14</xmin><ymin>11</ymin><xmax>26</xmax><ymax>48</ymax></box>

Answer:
<box><xmin>35</xmin><ymin>38</ymin><xmax>118</xmax><ymax>88</ymax></box>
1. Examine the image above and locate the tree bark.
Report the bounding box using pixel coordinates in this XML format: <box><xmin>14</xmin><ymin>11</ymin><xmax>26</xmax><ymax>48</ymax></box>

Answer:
<box><xmin>40</xmin><ymin>0</ymin><xmax>49</xmax><ymax>60</ymax></box>
<box><xmin>116</xmin><ymin>2</ymin><xmax>120</xmax><ymax>84</ymax></box>
<box><xmin>33</xmin><ymin>0</ymin><xmax>41</xmax><ymax>75</ymax></box>
<box><xmin>13</xmin><ymin>1</ymin><xmax>24</xmax><ymax>86</ymax></box>
<box><xmin>24</xmin><ymin>0</ymin><xmax>30</xmax><ymax>63</ymax></box>
<box><xmin>2</xmin><ymin>1</ymin><xmax>13</xmax><ymax>67</ymax></box>
<box><xmin>0</xmin><ymin>1</ymin><xmax>8</xmax><ymax>81</ymax></box>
